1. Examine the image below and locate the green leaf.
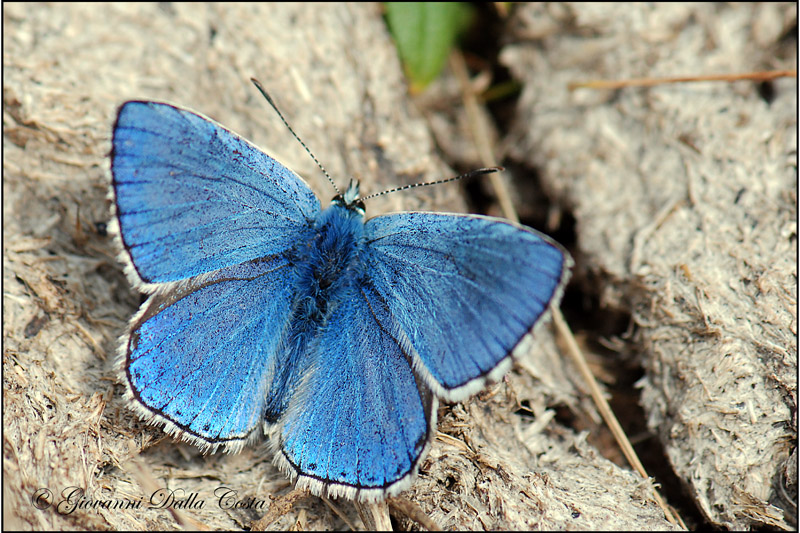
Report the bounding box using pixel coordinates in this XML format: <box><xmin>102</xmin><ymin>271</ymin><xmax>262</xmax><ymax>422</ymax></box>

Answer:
<box><xmin>385</xmin><ymin>2</ymin><xmax>475</xmax><ymax>92</ymax></box>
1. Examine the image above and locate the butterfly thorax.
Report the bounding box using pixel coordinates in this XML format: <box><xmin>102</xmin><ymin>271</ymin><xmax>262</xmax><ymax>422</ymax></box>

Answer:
<box><xmin>301</xmin><ymin>200</ymin><xmax>366</xmax><ymax>314</ymax></box>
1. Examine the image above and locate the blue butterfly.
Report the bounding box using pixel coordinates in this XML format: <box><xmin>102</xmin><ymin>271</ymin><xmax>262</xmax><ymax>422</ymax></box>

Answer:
<box><xmin>111</xmin><ymin>97</ymin><xmax>571</xmax><ymax>501</ymax></box>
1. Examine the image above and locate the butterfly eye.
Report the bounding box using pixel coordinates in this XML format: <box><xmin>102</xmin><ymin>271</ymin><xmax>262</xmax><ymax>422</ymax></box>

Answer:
<box><xmin>331</xmin><ymin>194</ymin><xmax>366</xmax><ymax>215</ymax></box>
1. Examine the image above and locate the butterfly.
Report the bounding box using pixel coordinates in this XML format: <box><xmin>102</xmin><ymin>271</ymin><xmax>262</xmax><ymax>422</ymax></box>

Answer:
<box><xmin>110</xmin><ymin>95</ymin><xmax>571</xmax><ymax>502</ymax></box>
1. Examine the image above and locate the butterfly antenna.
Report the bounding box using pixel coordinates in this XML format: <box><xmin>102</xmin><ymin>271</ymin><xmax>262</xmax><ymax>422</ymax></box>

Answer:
<box><xmin>360</xmin><ymin>167</ymin><xmax>504</xmax><ymax>201</ymax></box>
<box><xmin>251</xmin><ymin>78</ymin><xmax>340</xmax><ymax>195</ymax></box>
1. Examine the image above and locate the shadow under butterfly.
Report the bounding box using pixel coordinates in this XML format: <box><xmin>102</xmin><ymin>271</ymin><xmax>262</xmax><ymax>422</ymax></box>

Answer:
<box><xmin>109</xmin><ymin>81</ymin><xmax>572</xmax><ymax>502</ymax></box>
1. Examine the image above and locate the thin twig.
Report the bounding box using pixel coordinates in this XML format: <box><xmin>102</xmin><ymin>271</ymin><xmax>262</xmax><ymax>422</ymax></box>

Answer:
<box><xmin>552</xmin><ymin>309</ymin><xmax>678</xmax><ymax>525</ymax></box>
<box><xmin>450</xmin><ymin>51</ymin><xmax>519</xmax><ymax>223</ymax></box>
<box><xmin>388</xmin><ymin>497</ymin><xmax>442</xmax><ymax>531</ymax></box>
<box><xmin>568</xmin><ymin>69</ymin><xmax>796</xmax><ymax>91</ymax></box>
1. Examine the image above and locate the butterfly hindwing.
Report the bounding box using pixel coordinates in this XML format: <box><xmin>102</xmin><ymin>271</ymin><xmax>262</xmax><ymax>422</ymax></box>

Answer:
<box><xmin>111</xmin><ymin>101</ymin><xmax>320</xmax><ymax>285</ymax></box>
<box><xmin>275</xmin><ymin>279</ymin><xmax>436</xmax><ymax>501</ymax></box>
<box><xmin>124</xmin><ymin>257</ymin><xmax>300</xmax><ymax>451</ymax></box>
<box><xmin>363</xmin><ymin>212</ymin><xmax>570</xmax><ymax>401</ymax></box>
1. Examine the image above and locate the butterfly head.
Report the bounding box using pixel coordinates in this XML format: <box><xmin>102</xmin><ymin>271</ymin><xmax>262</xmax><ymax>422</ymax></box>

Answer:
<box><xmin>332</xmin><ymin>179</ymin><xmax>366</xmax><ymax>215</ymax></box>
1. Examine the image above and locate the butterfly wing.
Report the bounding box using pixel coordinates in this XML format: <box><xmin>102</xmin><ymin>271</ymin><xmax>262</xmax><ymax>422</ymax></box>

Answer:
<box><xmin>112</xmin><ymin>102</ymin><xmax>319</xmax><ymax>450</ymax></box>
<box><xmin>275</xmin><ymin>281</ymin><xmax>436</xmax><ymax>501</ymax></box>
<box><xmin>363</xmin><ymin>212</ymin><xmax>571</xmax><ymax>401</ymax></box>
<box><xmin>123</xmin><ymin>258</ymin><xmax>300</xmax><ymax>451</ymax></box>
<box><xmin>111</xmin><ymin>101</ymin><xmax>320</xmax><ymax>285</ymax></box>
